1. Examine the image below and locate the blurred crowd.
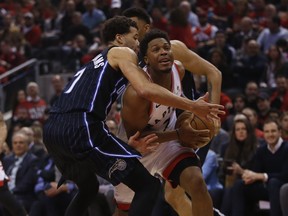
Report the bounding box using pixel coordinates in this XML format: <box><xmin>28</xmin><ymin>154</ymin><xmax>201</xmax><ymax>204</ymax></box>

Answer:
<box><xmin>1</xmin><ymin>0</ymin><xmax>288</xmax><ymax>216</ymax></box>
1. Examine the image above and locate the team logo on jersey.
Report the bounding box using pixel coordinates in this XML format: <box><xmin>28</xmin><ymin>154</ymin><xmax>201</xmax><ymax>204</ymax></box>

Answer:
<box><xmin>108</xmin><ymin>159</ymin><xmax>127</xmax><ymax>179</ymax></box>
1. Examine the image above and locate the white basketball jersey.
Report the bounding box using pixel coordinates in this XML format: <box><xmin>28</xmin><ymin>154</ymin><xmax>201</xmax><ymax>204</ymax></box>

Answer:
<box><xmin>144</xmin><ymin>63</ymin><xmax>182</xmax><ymax>132</ymax></box>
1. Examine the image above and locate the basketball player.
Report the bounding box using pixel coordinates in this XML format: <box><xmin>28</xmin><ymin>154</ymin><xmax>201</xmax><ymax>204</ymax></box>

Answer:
<box><xmin>122</xmin><ymin>7</ymin><xmax>222</xmax><ymax>162</ymax></box>
<box><xmin>114</xmin><ymin>29</ymin><xmax>214</xmax><ymax>216</ymax></box>
<box><xmin>43</xmin><ymin>16</ymin><xmax>224</xmax><ymax>216</ymax></box>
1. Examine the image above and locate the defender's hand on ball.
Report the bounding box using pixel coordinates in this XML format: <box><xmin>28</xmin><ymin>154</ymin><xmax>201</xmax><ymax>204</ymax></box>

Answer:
<box><xmin>175</xmin><ymin>111</ymin><xmax>216</xmax><ymax>149</ymax></box>
<box><xmin>128</xmin><ymin>131</ymin><xmax>159</xmax><ymax>155</ymax></box>
<box><xmin>190</xmin><ymin>92</ymin><xmax>225</xmax><ymax>123</ymax></box>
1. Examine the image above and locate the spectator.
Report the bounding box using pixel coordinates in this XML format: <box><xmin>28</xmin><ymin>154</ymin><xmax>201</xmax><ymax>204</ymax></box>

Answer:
<box><xmin>221</xmin><ymin>118</ymin><xmax>260</xmax><ymax>215</ymax></box>
<box><xmin>232</xmin><ymin>16</ymin><xmax>259</xmax><ymax>50</ymax></box>
<box><xmin>21</xmin><ymin>12</ymin><xmax>42</xmax><ymax>55</ymax></box>
<box><xmin>230</xmin><ymin>119</ymin><xmax>288</xmax><ymax>216</ymax></box>
<box><xmin>244</xmin><ymin>81</ymin><xmax>259</xmax><ymax>111</ymax></box>
<box><xmin>59</xmin><ymin>0</ymin><xmax>76</xmax><ymax>34</ymax></box>
<box><xmin>150</xmin><ymin>6</ymin><xmax>168</xmax><ymax>33</ymax></box>
<box><xmin>168</xmin><ymin>8</ymin><xmax>196</xmax><ymax>50</ymax></box>
<box><xmin>49</xmin><ymin>74</ymin><xmax>64</xmax><ymax>107</ymax></box>
<box><xmin>2</xmin><ymin>131</ymin><xmax>38</xmax><ymax>213</ymax></box>
<box><xmin>230</xmin><ymin>0</ymin><xmax>249</xmax><ymax>32</ymax></box>
<box><xmin>270</xmin><ymin>74</ymin><xmax>288</xmax><ymax>111</ymax></box>
<box><xmin>0</xmin><ymin>112</ymin><xmax>27</xmax><ymax>216</ymax></box>
<box><xmin>257</xmin><ymin>92</ymin><xmax>272</xmax><ymax>130</ymax></box>
<box><xmin>202</xmin><ymin>149</ymin><xmax>224</xmax><ymax>209</ymax></box>
<box><xmin>242</xmin><ymin>107</ymin><xmax>264</xmax><ymax>140</ymax></box>
<box><xmin>262</xmin><ymin>45</ymin><xmax>288</xmax><ymax>89</ymax></box>
<box><xmin>224</xmin><ymin>94</ymin><xmax>247</xmax><ymax>131</ymax></box>
<box><xmin>231</xmin><ymin>39</ymin><xmax>267</xmax><ymax>89</ymax></box>
<box><xmin>61</xmin><ymin>11</ymin><xmax>93</xmax><ymax>45</ymax></box>
<box><xmin>192</xmin><ymin>8</ymin><xmax>218</xmax><ymax>50</ymax></box>
<box><xmin>29</xmin><ymin>154</ymin><xmax>76</xmax><ymax>216</ymax></box>
<box><xmin>257</xmin><ymin>15</ymin><xmax>288</xmax><ymax>53</ymax></box>
<box><xmin>24</xmin><ymin>82</ymin><xmax>48</xmax><ymax>124</ymax></box>
<box><xmin>179</xmin><ymin>0</ymin><xmax>199</xmax><ymax>28</ymax></box>
<box><xmin>82</xmin><ymin>0</ymin><xmax>106</xmax><ymax>36</ymax></box>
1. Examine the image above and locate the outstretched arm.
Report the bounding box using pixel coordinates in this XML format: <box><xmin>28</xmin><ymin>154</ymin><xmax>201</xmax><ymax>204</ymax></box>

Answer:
<box><xmin>171</xmin><ymin>40</ymin><xmax>222</xmax><ymax>104</ymax></box>
<box><xmin>109</xmin><ymin>47</ymin><xmax>224</xmax><ymax>120</ymax></box>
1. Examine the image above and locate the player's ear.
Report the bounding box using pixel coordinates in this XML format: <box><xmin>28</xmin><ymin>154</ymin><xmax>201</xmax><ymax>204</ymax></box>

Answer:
<box><xmin>144</xmin><ymin>24</ymin><xmax>150</xmax><ymax>33</ymax></box>
<box><xmin>115</xmin><ymin>34</ymin><xmax>123</xmax><ymax>45</ymax></box>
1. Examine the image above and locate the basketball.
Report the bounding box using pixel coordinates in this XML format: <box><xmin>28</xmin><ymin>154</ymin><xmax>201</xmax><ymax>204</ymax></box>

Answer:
<box><xmin>175</xmin><ymin>111</ymin><xmax>215</xmax><ymax>148</ymax></box>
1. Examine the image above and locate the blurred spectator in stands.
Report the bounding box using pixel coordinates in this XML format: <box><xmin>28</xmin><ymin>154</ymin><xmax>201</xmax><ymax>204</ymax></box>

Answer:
<box><xmin>168</xmin><ymin>8</ymin><xmax>196</xmax><ymax>50</ymax></box>
<box><xmin>59</xmin><ymin>0</ymin><xmax>76</xmax><ymax>34</ymax></box>
<box><xmin>232</xmin><ymin>16</ymin><xmax>259</xmax><ymax>50</ymax></box>
<box><xmin>12</xmin><ymin>90</ymin><xmax>29</xmax><ymax>125</ymax></box>
<box><xmin>19</xmin><ymin>126</ymin><xmax>46</xmax><ymax>159</ymax></box>
<box><xmin>24</xmin><ymin>82</ymin><xmax>47</xmax><ymax>124</ymax></box>
<box><xmin>21</xmin><ymin>12</ymin><xmax>42</xmax><ymax>56</ymax></box>
<box><xmin>208</xmin><ymin>48</ymin><xmax>234</xmax><ymax>92</ymax></box>
<box><xmin>257</xmin><ymin>92</ymin><xmax>272</xmax><ymax>130</ymax></box>
<box><xmin>0</xmin><ymin>39</ymin><xmax>25</xmax><ymax>71</ymax></box>
<box><xmin>231</xmin><ymin>119</ymin><xmax>288</xmax><ymax>216</ymax></box>
<box><xmin>242</xmin><ymin>107</ymin><xmax>264</xmax><ymax>140</ymax></box>
<box><xmin>0</xmin><ymin>12</ymin><xmax>25</xmax><ymax>53</ymax></box>
<box><xmin>150</xmin><ymin>5</ymin><xmax>168</xmax><ymax>33</ymax></box>
<box><xmin>248</xmin><ymin>0</ymin><xmax>266</xmax><ymax>30</ymax></box>
<box><xmin>244</xmin><ymin>81</ymin><xmax>259</xmax><ymax>111</ymax></box>
<box><xmin>221</xmin><ymin>117</ymin><xmax>259</xmax><ymax>215</ymax></box>
<box><xmin>2</xmin><ymin>131</ymin><xmax>38</xmax><ymax>213</ymax></box>
<box><xmin>261</xmin><ymin>45</ymin><xmax>288</xmax><ymax>89</ymax></box>
<box><xmin>108</xmin><ymin>0</ymin><xmax>122</xmax><ymax>18</ymax></box>
<box><xmin>62</xmin><ymin>34</ymin><xmax>89</xmax><ymax>72</ymax></box>
<box><xmin>49</xmin><ymin>75</ymin><xmax>64</xmax><ymax>107</ymax></box>
<box><xmin>29</xmin><ymin>152</ymin><xmax>76</xmax><ymax>216</ymax></box>
<box><xmin>61</xmin><ymin>11</ymin><xmax>93</xmax><ymax>45</ymax></box>
<box><xmin>229</xmin><ymin>0</ymin><xmax>249</xmax><ymax>32</ymax></box>
<box><xmin>195</xmin><ymin>0</ymin><xmax>215</xmax><ymax>12</ymax></box>
<box><xmin>209</xmin><ymin>30</ymin><xmax>236</xmax><ymax>65</ymax></box>
<box><xmin>82</xmin><ymin>0</ymin><xmax>106</xmax><ymax>36</ymax></box>
<box><xmin>270</xmin><ymin>74</ymin><xmax>288</xmax><ymax>112</ymax></box>
<box><xmin>210</xmin><ymin>127</ymin><xmax>230</xmax><ymax>157</ymax></box>
<box><xmin>0</xmin><ymin>112</ymin><xmax>27</xmax><ymax>216</ymax></box>
<box><xmin>224</xmin><ymin>94</ymin><xmax>246</xmax><ymax>131</ymax></box>
<box><xmin>280</xmin><ymin>111</ymin><xmax>288</xmax><ymax>141</ymax></box>
<box><xmin>231</xmin><ymin>39</ymin><xmax>267</xmax><ymax>89</ymax></box>
<box><xmin>210</xmin><ymin>0</ymin><xmax>234</xmax><ymax>30</ymax></box>
<box><xmin>202</xmin><ymin>149</ymin><xmax>224</xmax><ymax>210</ymax></box>
<box><xmin>192</xmin><ymin>8</ymin><xmax>218</xmax><ymax>51</ymax></box>
<box><xmin>179</xmin><ymin>1</ymin><xmax>199</xmax><ymax>28</ymax></box>
<box><xmin>257</xmin><ymin>15</ymin><xmax>288</xmax><ymax>53</ymax></box>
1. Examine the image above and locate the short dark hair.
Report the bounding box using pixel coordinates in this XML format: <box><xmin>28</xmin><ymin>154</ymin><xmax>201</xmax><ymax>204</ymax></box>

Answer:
<box><xmin>122</xmin><ymin>7</ymin><xmax>151</xmax><ymax>24</ymax></box>
<box><xmin>140</xmin><ymin>29</ymin><xmax>170</xmax><ymax>56</ymax></box>
<box><xmin>102</xmin><ymin>16</ymin><xmax>138</xmax><ymax>44</ymax></box>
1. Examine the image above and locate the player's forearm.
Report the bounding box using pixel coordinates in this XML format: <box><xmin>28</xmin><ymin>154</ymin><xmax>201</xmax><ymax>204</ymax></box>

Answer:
<box><xmin>206</xmin><ymin>67</ymin><xmax>222</xmax><ymax>104</ymax></box>
<box><xmin>139</xmin><ymin>82</ymin><xmax>194</xmax><ymax>112</ymax></box>
<box><xmin>154</xmin><ymin>130</ymin><xmax>179</xmax><ymax>143</ymax></box>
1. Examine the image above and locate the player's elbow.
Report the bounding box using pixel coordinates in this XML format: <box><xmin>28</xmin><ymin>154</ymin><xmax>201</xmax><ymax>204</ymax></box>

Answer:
<box><xmin>134</xmin><ymin>87</ymin><xmax>152</xmax><ymax>99</ymax></box>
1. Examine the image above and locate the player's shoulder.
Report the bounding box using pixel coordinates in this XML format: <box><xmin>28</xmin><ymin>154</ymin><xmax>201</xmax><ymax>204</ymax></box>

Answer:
<box><xmin>173</xmin><ymin>60</ymin><xmax>185</xmax><ymax>76</ymax></box>
<box><xmin>108</xmin><ymin>46</ymin><xmax>137</xmax><ymax>58</ymax></box>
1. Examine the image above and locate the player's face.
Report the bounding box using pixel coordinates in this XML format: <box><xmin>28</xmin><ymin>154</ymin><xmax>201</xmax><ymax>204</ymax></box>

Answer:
<box><xmin>129</xmin><ymin>17</ymin><xmax>149</xmax><ymax>42</ymax></box>
<box><xmin>145</xmin><ymin>38</ymin><xmax>173</xmax><ymax>73</ymax></box>
<box><xmin>122</xmin><ymin>27</ymin><xmax>139</xmax><ymax>53</ymax></box>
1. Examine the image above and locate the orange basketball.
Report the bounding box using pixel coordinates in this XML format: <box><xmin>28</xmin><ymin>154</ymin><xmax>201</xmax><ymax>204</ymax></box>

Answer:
<box><xmin>175</xmin><ymin>111</ymin><xmax>214</xmax><ymax>147</ymax></box>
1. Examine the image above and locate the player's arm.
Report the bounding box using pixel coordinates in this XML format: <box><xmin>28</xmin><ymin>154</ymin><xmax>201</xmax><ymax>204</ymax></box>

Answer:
<box><xmin>109</xmin><ymin>47</ymin><xmax>225</xmax><ymax>120</ymax></box>
<box><xmin>171</xmin><ymin>40</ymin><xmax>222</xmax><ymax>104</ymax></box>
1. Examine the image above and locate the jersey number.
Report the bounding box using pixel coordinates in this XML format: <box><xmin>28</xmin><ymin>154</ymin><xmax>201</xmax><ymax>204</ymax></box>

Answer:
<box><xmin>64</xmin><ymin>67</ymin><xmax>86</xmax><ymax>94</ymax></box>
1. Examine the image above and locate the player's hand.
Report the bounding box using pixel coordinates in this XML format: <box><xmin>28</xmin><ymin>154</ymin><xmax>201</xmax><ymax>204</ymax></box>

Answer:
<box><xmin>178</xmin><ymin>119</ymin><xmax>210</xmax><ymax>149</ymax></box>
<box><xmin>128</xmin><ymin>131</ymin><xmax>159</xmax><ymax>155</ymax></box>
<box><xmin>191</xmin><ymin>92</ymin><xmax>225</xmax><ymax>121</ymax></box>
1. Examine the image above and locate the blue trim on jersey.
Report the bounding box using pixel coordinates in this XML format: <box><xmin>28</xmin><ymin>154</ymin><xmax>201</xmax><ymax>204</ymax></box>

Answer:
<box><xmin>84</xmin><ymin>113</ymin><xmax>141</xmax><ymax>158</ymax></box>
<box><xmin>89</xmin><ymin>61</ymin><xmax>108</xmax><ymax>112</ymax></box>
